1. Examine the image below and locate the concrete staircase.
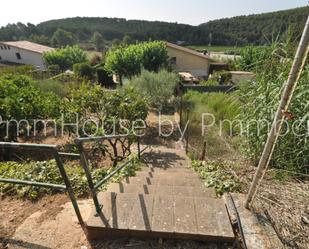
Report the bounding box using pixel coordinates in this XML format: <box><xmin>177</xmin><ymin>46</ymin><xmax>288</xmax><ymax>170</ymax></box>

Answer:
<box><xmin>85</xmin><ymin>158</ymin><xmax>235</xmax><ymax>243</ymax></box>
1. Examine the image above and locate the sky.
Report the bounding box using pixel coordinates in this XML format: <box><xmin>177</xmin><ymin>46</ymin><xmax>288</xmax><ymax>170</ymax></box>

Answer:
<box><xmin>0</xmin><ymin>0</ymin><xmax>307</xmax><ymax>27</ymax></box>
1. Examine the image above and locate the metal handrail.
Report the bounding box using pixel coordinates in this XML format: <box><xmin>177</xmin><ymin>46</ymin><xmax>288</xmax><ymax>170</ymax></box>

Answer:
<box><xmin>0</xmin><ymin>178</ymin><xmax>66</xmax><ymax>190</ymax></box>
<box><xmin>94</xmin><ymin>160</ymin><xmax>132</xmax><ymax>191</ymax></box>
<box><xmin>75</xmin><ymin>135</ymin><xmax>147</xmax><ymax>214</ymax></box>
<box><xmin>0</xmin><ymin>142</ymin><xmax>84</xmax><ymax>226</ymax></box>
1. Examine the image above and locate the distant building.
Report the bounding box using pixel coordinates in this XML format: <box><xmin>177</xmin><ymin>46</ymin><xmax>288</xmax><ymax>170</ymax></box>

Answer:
<box><xmin>0</xmin><ymin>41</ymin><xmax>54</xmax><ymax>69</ymax></box>
<box><xmin>166</xmin><ymin>42</ymin><xmax>212</xmax><ymax>80</ymax></box>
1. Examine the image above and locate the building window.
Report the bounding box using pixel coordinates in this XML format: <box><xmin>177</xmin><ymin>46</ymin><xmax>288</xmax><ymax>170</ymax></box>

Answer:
<box><xmin>0</xmin><ymin>46</ymin><xmax>3</xmax><ymax>50</ymax></box>
<box><xmin>0</xmin><ymin>56</ymin><xmax>2</xmax><ymax>60</ymax></box>
<box><xmin>3</xmin><ymin>45</ymin><xmax>7</xmax><ymax>50</ymax></box>
<box><xmin>16</xmin><ymin>53</ymin><xmax>22</xmax><ymax>60</ymax></box>
<box><xmin>8</xmin><ymin>46</ymin><xmax>10</xmax><ymax>50</ymax></box>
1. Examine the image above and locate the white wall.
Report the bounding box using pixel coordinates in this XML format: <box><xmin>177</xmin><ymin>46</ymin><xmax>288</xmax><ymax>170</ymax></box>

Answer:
<box><xmin>0</xmin><ymin>44</ymin><xmax>47</xmax><ymax>69</ymax></box>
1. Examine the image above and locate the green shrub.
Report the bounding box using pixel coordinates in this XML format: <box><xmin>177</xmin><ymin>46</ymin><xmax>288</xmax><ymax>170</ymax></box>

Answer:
<box><xmin>47</xmin><ymin>64</ymin><xmax>61</xmax><ymax>74</ymax></box>
<box><xmin>126</xmin><ymin>69</ymin><xmax>179</xmax><ymax>112</ymax></box>
<box><xmin>0</xmin><ymin>75</ymin><xmax>62</xmax><ymax>141</ymax></box>
<box><xmin>33</xmin><ymin>79</ymin><xmax>69</xmax><ymax>98</ymax></box>
<box><xmin>43</xmin><ymin>46</ymin><xmax>87</xmax><ymax>71</ymax></box>
<box><xmin>104</xmin><ymin>41</ymin><xmax>168</xmax><ymax>84</ymax></box>
<box><xmin>0</xmin><ymin>65</ymin><xmax>34</xmax><ymax>75</ymax></box>
<box><xmin>0</xmin><ymin>158</ymin><xmax>142</xmax><ymax>200</ymax></box>
<box><xmin>65</xmin><ymin>83</ymin><xmax>148</xmax><ymax>136</ymax></box>
<box><xmin>73</xmin><ymin>62</ymin><xmax>94</xmax><ymax>80</ymax></box>
<box><xmin>192</xmin><ymin>160</ymin><xmax>243</xmax><ymax>196</ymax></box>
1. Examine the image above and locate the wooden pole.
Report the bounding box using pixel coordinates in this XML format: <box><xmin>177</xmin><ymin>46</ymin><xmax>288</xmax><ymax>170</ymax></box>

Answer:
<box><xmin>245</xmin><ymin>16</ymin><xmax>309</xmax><ymax>209</ymax></box>
<box><xmin>185</xmin><ymin>109</ymin><xmax>190</xmax><ymax>154</ymax></box>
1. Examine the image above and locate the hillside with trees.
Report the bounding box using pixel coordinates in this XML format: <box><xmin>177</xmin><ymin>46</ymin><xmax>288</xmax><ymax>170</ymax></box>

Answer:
<box><xmin>0</xmin><ymin>7</ymin><xmax>307</xmax><ymax>46</ymax></box>
<box><xmin>198</xmin><ymin>6</ymin><xmax>308</xmax><ymax>45</ymax></box>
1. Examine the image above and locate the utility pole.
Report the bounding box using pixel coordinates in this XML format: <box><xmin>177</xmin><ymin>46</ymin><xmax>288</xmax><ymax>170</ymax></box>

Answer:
<box><xmin>245</xmin><ymin>16</ymin><xmax>309</xmax><ymax>209</ymax></box>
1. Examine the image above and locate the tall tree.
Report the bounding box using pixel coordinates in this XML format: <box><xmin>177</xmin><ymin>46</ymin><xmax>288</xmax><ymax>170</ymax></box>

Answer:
<box><xmin>91</xmin><ymin>32</ymin><xmax>105</xmax><ymax>51</ymax></box>
<box><xmin>51</xmin><ymin>28</ymin><xmax>77</xmax><ymax>47</ymax></box>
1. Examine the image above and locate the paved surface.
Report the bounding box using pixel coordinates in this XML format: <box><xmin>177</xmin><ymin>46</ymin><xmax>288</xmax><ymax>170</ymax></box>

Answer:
<box><xmin>85</xmin><ymin>146</ymin><xmax>235</xmax><ymax>242</ymax></box>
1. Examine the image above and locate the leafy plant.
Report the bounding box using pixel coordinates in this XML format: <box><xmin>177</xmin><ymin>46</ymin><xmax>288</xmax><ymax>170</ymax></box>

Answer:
<box><xmin>73</xmin><ymin>62</ymin><xmax>95</xmax><ymax>80</ymax></box>
<box><xmin>43</xmin><ymin>46</ymin><xmax>87</xmax><ymax>71</ymax></box>
<box><xmin>0</xmin><ymin>75</ymin><xmax>62</xmax><ymax>141</ymax></box>
<box><xmin>104</xmin><ymin>41</ymin><xmax>168</xmax><ymax>85</ymax></box>
<box><xmin>33</xmin><ymin>79</ymin><xmax>70</xmax><ymax>98</ymax></box>
<box><xmin>0</xmin><ymin>157</ymin><xmax>143</xmax><ymax>200</ymax></box>
<box><xmin>191</xmin><ymin>160</ymin><xmax>243</xmax><ymax>196</ymax></box>
<box><xmin>238</xmin><ymin>40</ymin><xmax>309</xmax><ymax>173</ymax></box>
<box><xmin>126</xmin><ymin>69</ymin><xmax>179</xmax><ymax>112</ymax></box>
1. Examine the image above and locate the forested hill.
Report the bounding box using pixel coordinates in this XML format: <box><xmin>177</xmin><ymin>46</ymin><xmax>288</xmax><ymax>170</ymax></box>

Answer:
<box><xmin>198</xmin><ymin>7</ymin><xmax>308</xmax><ymax>45</ymax></box>
<box><xmin>0</xmin><ymin>6</ymin><xmax>307</xmax><ymax>46</ymax></box>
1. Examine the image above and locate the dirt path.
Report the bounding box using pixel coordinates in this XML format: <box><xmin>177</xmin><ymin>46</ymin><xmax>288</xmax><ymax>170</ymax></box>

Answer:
<box><xmin>0</xmin><ymin>195</ymin><xmax>69</xmax><ymax>249</ymax></box>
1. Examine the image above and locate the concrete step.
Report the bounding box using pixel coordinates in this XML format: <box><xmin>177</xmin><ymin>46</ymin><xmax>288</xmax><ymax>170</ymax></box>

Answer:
<box><xmin>135</xmin><ymin>171</ymin><xmax>200</xmax><ymax>179</ymax></box>
<box><xmin>86</xmin><ymin>192</ymin><xmax>235</xmax><ymax>242</ymax></box>
<box><xmin>107</xmin><ymin>182</ymin><xmax>215</xmax><ymax>198</ymax></box>
<box><xmin>140</xmin><ymin>167</ymin><xmax>194</xmax><ymax>173</ymax></box>
<box><xmin>121</xmin><ymin>175</ymin><xmax>204</xmax><ymax>187</ymax></box>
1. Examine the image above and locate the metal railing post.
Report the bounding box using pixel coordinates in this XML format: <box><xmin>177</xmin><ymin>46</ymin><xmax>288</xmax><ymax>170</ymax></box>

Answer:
<box><xmin>76</xmin><ymin>141</ymin><xmax>102</xmax><ymax>214</ymax></box>
<box><xmin>52</xmin><ymin>149</ymin><xmax>84</xmax><ymax>226</ymax></box>
<box><xmin>137</xmin><ymin>136</ymin><xmax>141</xmax><ymax>159</ymax></box>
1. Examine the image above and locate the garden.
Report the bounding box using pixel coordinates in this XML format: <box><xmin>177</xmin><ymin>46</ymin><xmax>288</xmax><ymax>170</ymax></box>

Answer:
<box><xmin>0</xmin><ymin>37</ymin><xmax>308</xmax><ymax>248</ymax></box>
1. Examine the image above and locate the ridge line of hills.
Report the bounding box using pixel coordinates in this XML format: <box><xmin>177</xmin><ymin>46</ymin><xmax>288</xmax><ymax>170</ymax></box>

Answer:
<box><xmin>0</xmin><ymin>6</ymin><xmax>307</xmax><ymax>46</ymax></box>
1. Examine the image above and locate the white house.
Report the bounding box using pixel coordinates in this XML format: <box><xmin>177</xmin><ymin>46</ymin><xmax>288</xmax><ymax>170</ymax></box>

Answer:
<box><xmin>0</xmin><ymin>41</ymin><xmax>54</xmax><ymax>69</ymax></box>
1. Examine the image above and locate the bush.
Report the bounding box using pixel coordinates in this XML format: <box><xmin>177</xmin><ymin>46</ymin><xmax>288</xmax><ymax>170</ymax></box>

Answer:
<box><xmin>0</xmin><ymin>65</ymin><xmax>34</xmax><ymax>76</ymax></box>
<box><xmin>0</xmin><ymin>158</ymin><xmax>142</xmax><ymax>200</ymax></box>
<box><xmin>65</xmin><ymin>83</ymin><xmax>148</xmax><ymax>136</ymax></box>
<box><xmin>47</xmin><ymin>64</ymin><xmax>61</xmax><ymax>74</ymax></box>
<box><xmin>73</xmin><ymin>62</ymin><xmax>94</xmax><ymax>80</ymax></box>
<box><xmin>104</xmin><ymin>41</ymin><xmax>168</xmax><ymax>84</ymax></box>
<box><xmin>33</xmin><ymin>79</ymin><xmax>69</xmax><ymax>98</ymax></box>
<box><xmin>126</xmin><ymin>69</ymin><xmax>179</xmax><ymax>112</ymax></box>
<box><xmin>0</xmin><ymin>75</ymin><xmax>62</xmax><ymax>141</ymax></box>
<box><xmin>43</xmin><ymin>46</ymin><xmax>87</xmax><ymax>71</ymax></box>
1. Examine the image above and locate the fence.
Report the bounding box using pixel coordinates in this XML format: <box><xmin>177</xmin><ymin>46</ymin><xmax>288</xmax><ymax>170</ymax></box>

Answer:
<box><xmin>180</xmin><ymin>84</ymin><xmax>237</xmax><ymax>94</ymax></box>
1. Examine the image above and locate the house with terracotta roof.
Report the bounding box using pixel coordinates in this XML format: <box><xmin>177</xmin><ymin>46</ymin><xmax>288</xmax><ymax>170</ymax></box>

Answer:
<box><xmin>166</xmin><ymin>42</ymin><xmax>213</xmax><ymax>80</ymax></box>
<box><xmin>0</xmin><ymin>41</ymin><xmax>54</xmax><ymax>69</ymax></box>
